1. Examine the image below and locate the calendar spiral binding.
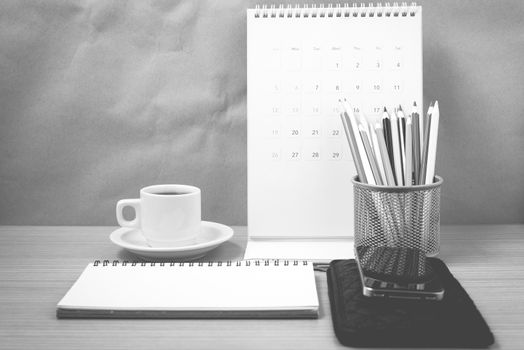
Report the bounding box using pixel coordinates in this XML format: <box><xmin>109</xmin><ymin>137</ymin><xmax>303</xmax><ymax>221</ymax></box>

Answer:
<box><xmin>92</xmin><ymin>259</ymin><xmax>310</xmax><ymax>267</ymax></box>
<box><xmin>254</xmin><ymin>2</ymin><xmax>418</xmax><ymax>18</ymax></box>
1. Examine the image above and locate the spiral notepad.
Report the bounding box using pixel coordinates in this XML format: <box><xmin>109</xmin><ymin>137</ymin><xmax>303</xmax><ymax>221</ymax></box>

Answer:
<box><xmin>247</xmin><ymin>3</ymin><xmax>422</xmax><ymax>250</ymax></box>
<box><xmin>57</xmin><ymin>260</ymin><xmax>319</xmax><ymax>319</ymax></box>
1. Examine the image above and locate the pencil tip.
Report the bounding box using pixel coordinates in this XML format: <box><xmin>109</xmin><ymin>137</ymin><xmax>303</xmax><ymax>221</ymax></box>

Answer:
<box><xmin>413</xmin><ymin>101</ymin><xmax>417</xmax><ymax>106</ymax></box>
<box><xmin>398</xmin><ymin>104</ymin><xmax>403</xmax><ymax>111</ymax></box>
<box><xmin>383</xmin><ymin>107</ymin><xmax>387</xmax><ymax>112</ymax></box>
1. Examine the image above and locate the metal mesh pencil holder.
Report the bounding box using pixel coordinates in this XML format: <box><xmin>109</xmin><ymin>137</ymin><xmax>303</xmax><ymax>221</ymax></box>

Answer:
<box><xmin>352</xmin><ymin>176</ymin><xmax>443</xmax><ymax>257</ymax></box>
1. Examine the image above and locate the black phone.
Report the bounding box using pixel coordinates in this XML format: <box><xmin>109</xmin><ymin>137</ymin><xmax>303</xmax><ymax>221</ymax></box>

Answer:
<box><xmin>355</xmin><ymin>245</ymin><xmax>445</xmax><ymax>301</ymax></box>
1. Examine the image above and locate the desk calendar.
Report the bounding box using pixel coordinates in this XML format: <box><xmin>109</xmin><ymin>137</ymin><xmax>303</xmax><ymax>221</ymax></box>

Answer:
<box><xmin>245</xmin><ymin>3</ymin><xmax>422</xmax><ymax>260</ymax></box>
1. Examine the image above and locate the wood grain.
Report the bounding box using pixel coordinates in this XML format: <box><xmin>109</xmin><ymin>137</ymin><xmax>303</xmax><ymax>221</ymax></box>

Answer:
<box><xmin>1</xmin><ymin>225</ymin><xmax>523</xmax><ymax>349</ymax></box>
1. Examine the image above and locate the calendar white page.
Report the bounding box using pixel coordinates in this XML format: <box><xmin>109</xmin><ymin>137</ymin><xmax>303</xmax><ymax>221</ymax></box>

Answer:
<box><xmin>247</xmin><ymin>6</ymin><xmax>422</xmax><ymax>238</ymax></box>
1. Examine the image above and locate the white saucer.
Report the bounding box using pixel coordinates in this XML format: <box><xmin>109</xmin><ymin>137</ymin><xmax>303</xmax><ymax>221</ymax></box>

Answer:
<box><xmin>110</xmin><ymin>221</ymin><xmax>234</xmax><ymax>260</ymax></box>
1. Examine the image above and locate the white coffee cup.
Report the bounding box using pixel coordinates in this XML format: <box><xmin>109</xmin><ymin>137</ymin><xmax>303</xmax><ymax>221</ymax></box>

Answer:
<box><xmin>116</xmin><ymin>184</ymin><xmax>201</xmax><ymax>247</ymax></box>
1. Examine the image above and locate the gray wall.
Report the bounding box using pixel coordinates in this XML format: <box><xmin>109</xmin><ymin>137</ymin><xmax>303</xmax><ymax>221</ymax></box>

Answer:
<box><xmin>1</xmin><ymin>0</ymin><xmax>523</xmax><ymax>226</ymax></box>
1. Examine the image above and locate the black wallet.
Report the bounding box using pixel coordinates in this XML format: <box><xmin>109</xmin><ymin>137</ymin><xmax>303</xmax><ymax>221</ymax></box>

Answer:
<box><xmin>327</xmin><ymin>259</ymin><xmax>494</xmax><ymax>348</ymax></box>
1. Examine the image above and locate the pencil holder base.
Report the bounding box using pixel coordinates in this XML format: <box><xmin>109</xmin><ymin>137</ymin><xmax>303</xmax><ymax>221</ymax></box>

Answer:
<box><xmin>352</xmin><ymin>176</ymin><xmax>442</xmax><ymax>256</ymax></box>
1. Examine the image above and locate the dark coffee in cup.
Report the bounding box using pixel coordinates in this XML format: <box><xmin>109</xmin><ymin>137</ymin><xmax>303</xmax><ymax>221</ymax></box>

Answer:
<box><xmin>154</xmin><ymin>192</ymin><xmax>190</xmax><ymax>196</ymax></box>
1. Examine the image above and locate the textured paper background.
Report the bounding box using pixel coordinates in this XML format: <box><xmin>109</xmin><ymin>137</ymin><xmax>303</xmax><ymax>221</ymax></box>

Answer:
<box><xmin>1</xmin><ymin>0</ymin><xmax>523</xmax><ymax>225</ymax></box>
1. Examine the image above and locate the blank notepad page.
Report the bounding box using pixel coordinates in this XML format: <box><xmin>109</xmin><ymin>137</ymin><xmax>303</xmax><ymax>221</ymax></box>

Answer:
<box><xmin>57</xmin><ymin>260</ymin><xmax>319</xmax><ymax>318</ymax></box>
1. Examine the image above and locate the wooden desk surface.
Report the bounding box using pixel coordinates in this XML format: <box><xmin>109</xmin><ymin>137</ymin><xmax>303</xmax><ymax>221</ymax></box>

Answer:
<box><xmin>1</xmin><ymin>225</ymin><xmax>523</xmax><ymax>350</ymax></box>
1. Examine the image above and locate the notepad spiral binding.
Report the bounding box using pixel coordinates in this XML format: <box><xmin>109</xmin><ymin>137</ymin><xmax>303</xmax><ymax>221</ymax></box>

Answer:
<box><xmin>93</xmin><ymin>259</ymin><xmax>310</xmax><ymax>267</ymax></box>
<box><xmin>253</xmin><ymin>2</ymin><xmax>418</xmax><ymax>18</ymax></box>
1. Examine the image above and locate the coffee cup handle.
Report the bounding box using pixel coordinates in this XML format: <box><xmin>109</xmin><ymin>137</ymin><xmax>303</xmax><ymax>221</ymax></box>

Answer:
<box><xmin>116</xmin><ymin>199</ymin><xmax>141</xmax><ymax>228</ymax></box>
